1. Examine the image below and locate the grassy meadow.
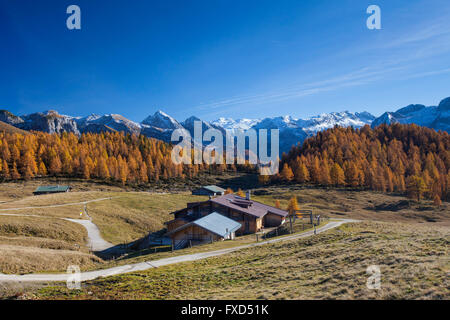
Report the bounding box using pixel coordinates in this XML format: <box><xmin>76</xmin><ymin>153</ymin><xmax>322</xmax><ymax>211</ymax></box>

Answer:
<box><xmin>0</xmin><ymin>180</ymin><xmax>208</xmax><ymax>274</ymax></box>
<box><xmin>33</xmin><ymin>221</ymin><xmax>449</xmax><ymax>300</ymax></box>
<box><xmin>0</xmin><ymin>178</ymin><xmax>448</xmax><ymax>300</ymax></box>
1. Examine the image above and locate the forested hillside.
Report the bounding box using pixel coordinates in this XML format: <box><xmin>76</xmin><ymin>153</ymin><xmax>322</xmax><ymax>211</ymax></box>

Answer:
<box><xmin>0</xmin><ymin>131</ymin><xmax>234</xmax><ymax>185</ymax></box>
<box><xmin>276</xmin><ymin>124</ymin><xmax>450</xmax><ymax>202</ymax></box>
<box><xmin>1</xmin><ymin>124</ymin><xmax>449</xmax><ymax>202</ymax></box>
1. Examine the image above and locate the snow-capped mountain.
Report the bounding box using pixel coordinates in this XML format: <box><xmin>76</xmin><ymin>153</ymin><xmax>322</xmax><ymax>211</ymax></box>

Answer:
<box><xmin>298</xmin><ymin>111</ymin><xmax>376</xmax><ymax>134</ymax></box>
<box><xmin>248</xmin><ymin>112</ymin><xmax>375</xmax><ymax>151</ymax></box>
<box><xmin>181</xmin><ymin>116</ymin><xmax>225</xmax><ymax>136</ymax></box>
<box><xmin>1</xmin><ymin>96</ymin><xmax>448</xmax><ymax>153</ymax></box>
<box><xmin>76</xmin><ymin>114</ymin><xmax>141</xmax><ymax>135</ymax></box>
<box><xmin>249</xmin><ymin>116</ymin><xmax>309</xmax><ymax>152</ymax></box>
<box><xmin>16</xmin><ymin>110</ymin><xmax>80</xmax><ymax>135</ymax></box>
<box><xmin>141</xmin><ymin>110</ymin><xmax>185</xmax><ymax>142</ymax></box>
<box><xmin>371</xmin><ymin>97</ymin><xmax>450</xmax><ymax>132</ymax></box>
<box><xmin>0</xmin><ymin>110</ymin><xmax>24</xmax><ymax>125</ymax></box>
<box><xmin>211</xmin><ymin>118</ymin><xmax>262</xmax><ymax>131</ymax></box>
<box><xmin>142</xmin><ymin>110</ymin><xmax>183</xmax><ymax>130</ymax></box>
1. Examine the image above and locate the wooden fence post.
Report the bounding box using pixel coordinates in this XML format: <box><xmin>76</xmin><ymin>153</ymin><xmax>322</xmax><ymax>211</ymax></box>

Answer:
<box><xmin>289</xmin><ymin>215</ymin><xmax>293</xmax><ymax>234</ymax></box>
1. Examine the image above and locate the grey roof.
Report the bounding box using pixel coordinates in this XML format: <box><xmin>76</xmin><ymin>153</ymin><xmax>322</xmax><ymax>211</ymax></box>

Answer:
<box><xmin>193</xmin><ymin>212</ymin><xmax>241</xmax><ymax>237</ymax></box>
<box><xmin>210</xmin><ymin>194</ymin><xmax>288</xmax><ymax>218</ymax></box>
<box><xmin>34</xmin><ymin>185</ymin><xmax>71</xmax><ymax>193</ymax></box>
<box><xmin>201</xmin><ymin>185</ymin><xmax>226</xmax><ymax>193</ymax></box>
<box><xmin>169</xmin><ymin>194</ymin><xmax>288</xmax><ymax>219</ymax></box>
<box><xmin>166</xmin><ymin>212</ymin><xmax>241</xmax><ymax>238</ymax></box>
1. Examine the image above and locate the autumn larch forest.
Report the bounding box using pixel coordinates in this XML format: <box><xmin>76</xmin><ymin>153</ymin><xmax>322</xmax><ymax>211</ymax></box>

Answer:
<box><xmin>0</xmin><ymin>131</ymin><xmax>234</xmax><ymax>186</ymax></box>
<box><xmin>275</xmin><ymin>124</ymin><xmax>450</xmax><ymax>203</ymax></box>
<box><xmin>0</xmin><ymin>123</ymin><xmax>449</xmax><ymax>202</ymax></box>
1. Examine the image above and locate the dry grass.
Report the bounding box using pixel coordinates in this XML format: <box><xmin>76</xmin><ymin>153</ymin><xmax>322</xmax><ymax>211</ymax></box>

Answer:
<box><xmin>0</xmin><ymin>179</ymin><xmax>448</xmax><ymax>297</ymax></box>
<box><xmin>86</xmin><ymin>192</ymin><xmax>208</xmax><ymax>244</ymax></box>
<box><xmin>0</xmin><ymin>180</ymin><xmax>124</xmax><ymax>203</ymax></box>
<box><xmin>32</xmin><ymin>221</ymin><xmax>449</xmax><ymax>300</ymax></box>
<box><xmin>0</xmin><ymin>206</ymin><xmax>88</xmax><ymax>219</ymax></box>
<box><xmin>0</xmin><ymin>245</ymin><xmax>102</xmax><ymax>275</ymax></box>
<box><xmin>88</xmin><ymin>221</ymin><xmax>320</xmax><ymax>272</ymax></box>
<box><xmin>0</xmin><ymin>191</ymin><xmax>114</xmax><ymax>209</ymax></box>
<box><xmin>0</xmin><ymin>236</ymin><xmax>84</xmax><ymax>251</ymax></box>
<box><xmin>252</xmin><ymin>186</ymin><xmax>450</xmax><ymax>226</ymax></box>
<box><xmin>0</xmin><ymin>172</ymin><xmax>248</xmax><ymax>203</ymax></box>
<box><xmin>0</xmin><ymin>120</ymin><xmax>28</xmax><ymax>135</ymax></box>
<box><xmin>0</xmin><ymin>180</ymin><xmax>208</xmax><ymax>244</ymax></box>
<box><xmin>0</xmin><ymin>188</ymin><xmax>207</xmax><ymax>273</ymax></box>
<box><xmin>0</xmin><ymin>215</ymin><xmax>100</xmax><ymax>274</ymax></box>
<box><xmin>0</xmin><ymin>216</ymin><xmax>87</xmax><ymax>244</ymax></box>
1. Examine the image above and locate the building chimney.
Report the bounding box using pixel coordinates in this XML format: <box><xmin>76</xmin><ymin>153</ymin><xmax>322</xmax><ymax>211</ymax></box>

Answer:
<box><xmin>246</xmin><ymin>190</ymin><xmax>251</xmax><ymax>200</ymax></box>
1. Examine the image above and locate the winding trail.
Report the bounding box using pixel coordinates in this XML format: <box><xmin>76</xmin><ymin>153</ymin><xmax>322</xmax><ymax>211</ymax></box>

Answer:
<box><xmin>0</xmin><ymin>197</ymin><xmax>113</xmax><ymax>212</ymax></box>
<box><xmin>0</xmin><ymin>197</ymin><xmax>116</xmax><ymax>252</ymax></box>
<box><xmin>0</xmin><ymin>219</ymin><xmax>358</xmax><ymax>283</ymax></box>
<box><xmin>64</xmin><ymin>219</ymin><xmax>114</xmax><ymax>252</ymax></box>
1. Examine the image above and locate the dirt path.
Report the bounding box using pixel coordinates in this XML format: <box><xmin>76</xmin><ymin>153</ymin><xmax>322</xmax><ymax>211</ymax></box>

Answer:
<box><xmin>0</xmin><ymin>219</ymin><xmax>357</xmax><ymax>282</ymax></box>
<box><xmin>0</xmin><ymin>197</ymin><xmax>116</xmax><ymax>252</ymax></box>
<box><xmin>0</xmin><ymin>197</ymin><xmax>113</xmax><ymax>211</ymax></box>
<box><xmin>64</xmin><ymin>219</ymin><xmax>114</xmax><ymax>252</ymax></box>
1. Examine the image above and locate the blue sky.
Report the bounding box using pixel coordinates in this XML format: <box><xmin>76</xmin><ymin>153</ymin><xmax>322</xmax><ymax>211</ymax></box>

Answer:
<box><xmin>1</xmin><ymin>0</ymin><xmax>449</xmax><ymax>122</ymax></box>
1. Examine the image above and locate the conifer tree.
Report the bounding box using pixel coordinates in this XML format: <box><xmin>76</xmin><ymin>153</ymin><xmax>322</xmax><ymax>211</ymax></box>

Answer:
<box><xmin>286</xmin><ymin>197</ymin><xmax>299</xmax><ymax>216</ymax></box>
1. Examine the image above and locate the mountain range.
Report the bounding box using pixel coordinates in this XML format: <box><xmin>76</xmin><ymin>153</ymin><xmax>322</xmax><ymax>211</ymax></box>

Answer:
<box><xmin>1</xmin><ymin>96</ymin><xmax>448</xmax><ymax>153</ymax></box>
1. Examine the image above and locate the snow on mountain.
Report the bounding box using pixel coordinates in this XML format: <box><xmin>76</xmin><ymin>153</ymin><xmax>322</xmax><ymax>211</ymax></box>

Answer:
<box><xmin>250</xmin><ymin>115</ymin><xmax>308</xmax><ymax>152</ymax></box>
<box><xmin>140</xmin><ymin>111</ymin><xmax>185</xmax><ymax>142</ymax></box>
<box><xmin>371</xmin><ymin>97</ymin><xmax>450</xmax><ymax>132</ymax></box>
<box><xmin>76</xmin><ymin>114</ymin><xmax>141</xmax><ymax>135</ymax></box>
<box><xmin>371</xmin><ymin>104</ymin><xmax>438</xmax><ymax>128</ymax></box>
<box><xmin>253</xmin><ymin>115</ymin><xmax>299</xmax><ymax>129</ymax></box>
<box><xmin>212</xmin><ymin>111</ymin><xmax>375</xmax><ymax>136</ymax></box>
<box><xmin>0</xmin><ymin>110</ymin><xmax>24</xmax><ymax>125</ymax></box>
<box><xmin>142</xmin><ymin>110</ymin><xmax>183</xmax><ymax>130</ymax></box>
<box><xmin>208</xmin><ymin>111</ymin><xmax>375</xmax><ymax>152</ymax></box>
<box><xmin>297</xmin><ymin>111</ymin><xmax>375</xmax><ymax>134</ymax></box>
<box><xmin>181</xmin><ymin>116</ymin><xmax>225</xmax><ymax>136</ymax></box>
<box><xmin>1</xmin><ymin>96</ymin><xmax>448</xmax><ymax>153</ymax></box>
<box><xmin>17</xmin><ymin>110</ymin><xmax>80</xmax><ymax>135</ymax></box>
<box><xmin>210</xmin><ymin>118</ymin><xmax>261</xmax><ymax>131</ymax></box>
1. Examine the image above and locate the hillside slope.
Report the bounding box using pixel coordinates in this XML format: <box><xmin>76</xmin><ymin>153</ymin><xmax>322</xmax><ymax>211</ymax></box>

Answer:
<box><xmin>278</xmin><ymin>123</ymin><xmax>450</xmax><ymax>201</ymax></box>
<box><xmin>0</xmin><ymin>120</ymin><xmax>28</xmax><ymax>134</ymax></box>
<box><xmin>32</xmin><ymin>221</ymin><xmax>449</xmax><ymax>300</ymax></box>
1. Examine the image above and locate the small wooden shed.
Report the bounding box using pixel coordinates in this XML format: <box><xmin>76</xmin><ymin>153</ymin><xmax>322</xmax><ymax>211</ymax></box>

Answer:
<box><xmin>33</xmin><ymin>185</ymin><xmax>72</xmax><ymax>195</ymax></box>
